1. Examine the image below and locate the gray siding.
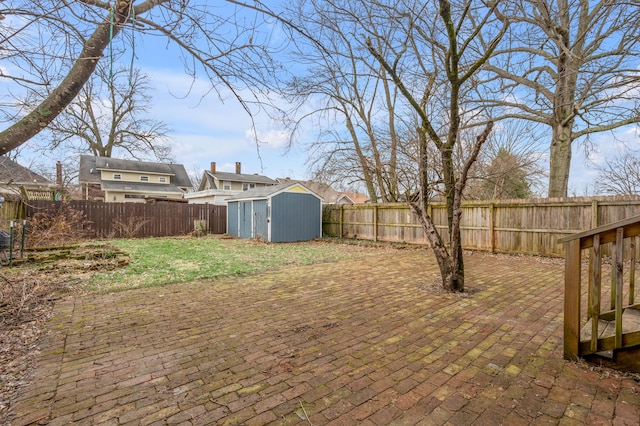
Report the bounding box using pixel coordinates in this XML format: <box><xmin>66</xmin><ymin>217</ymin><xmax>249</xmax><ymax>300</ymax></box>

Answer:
<box><xmin>227</xmin><ymin>201</ymin><xmax>239</xmax><ymax>236</ymax></box>
<box><xmin>271</xmin><ymin>193</ymin><xmax>321</xmax><ymax>242</ymax></box>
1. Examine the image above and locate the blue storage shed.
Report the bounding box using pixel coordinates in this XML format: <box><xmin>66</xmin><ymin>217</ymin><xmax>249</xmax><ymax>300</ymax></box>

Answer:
<box><xmin>226</xmin><ymin>182</ymin><xmax>323</xmax><ymax>242</ymax></box>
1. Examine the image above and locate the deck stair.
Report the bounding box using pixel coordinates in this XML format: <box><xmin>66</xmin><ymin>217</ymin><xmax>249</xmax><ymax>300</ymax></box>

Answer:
<box><xmin>559</xmin><ymin>215</ymin><xmax>640</xmax><ymax>371</ymax></box>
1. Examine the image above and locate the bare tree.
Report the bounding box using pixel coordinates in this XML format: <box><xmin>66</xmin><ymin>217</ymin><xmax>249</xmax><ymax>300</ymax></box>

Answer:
<box><xmin>285</xmin><ymin>1</ymin><xmax>404</xmax><ymax>202</ymax></box>
<box><xmin>0</xmin><ymin>0</ymin><xmax>284</xmax><ymax>153</ymax></box>
<box><xmin>595</xmin><ymin>150</ymin><xmax>640</xmax><ymax>196</ymax></box>
<box><xmin>368</xmin><ymin>0</ymin><xmax>509</xmax><ymax>292</ymax></box>
<box><xmin>287</xmin><ymin>0</ymin><xmax>508</xmax><ymax>291</ymax></box>
<box><xmin>485</xmin><ymin>0</ymin><xmax>640</xmax><ymax>197</ymax></box>
<box><xmin>42</xmin><ymin>64</ymin><xmax>172</xmax><ymax>161</ymax></box>
<box><xmin>466</xmin><ymin>120</ymin><xmax>546</xmax><ymax>199</ymax></box>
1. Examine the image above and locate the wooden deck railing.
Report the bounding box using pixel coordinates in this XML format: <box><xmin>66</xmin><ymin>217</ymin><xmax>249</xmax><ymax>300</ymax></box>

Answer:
<box><xmin>559</xmin><ymin>215</ymin><xmax>640</xmax><ymax>361</ymax></box>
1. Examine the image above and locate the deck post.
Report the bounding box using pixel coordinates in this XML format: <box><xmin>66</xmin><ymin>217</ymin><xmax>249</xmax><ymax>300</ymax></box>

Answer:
<box><xmin>564</xmin><ymin>238</ymin><xmax>582</xmax><ymax>360</ymax></box>
<box><xmin>590</xmin><ymin>234</ymin><xmax>601</xmax><ymax>353</ymax></box>
<box><xmin>631</xmin><ymin>236</ymin><xmax>636</xmax><ymax>305</ymax></box>
<box><xmin>615</xmin><ymin>228</ymin><xmax>624</xmax><ymax>348</ymax></box>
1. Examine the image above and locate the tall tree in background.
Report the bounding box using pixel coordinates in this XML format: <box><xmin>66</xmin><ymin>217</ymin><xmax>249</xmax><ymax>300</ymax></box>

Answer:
<box><xmin>0</xmin><ymin>0</ymin><xmax>283</xmax><ymax>153</ymax></box>
<box><xmin>477</xmin><ymin>147</ymin><xmax>532</xmax><ymax>199</ymax></box>
<box><xmin>44</xmin><ymin>65</ymin><xmax>172</xmax><ymax>161</ymax></box>
<box><xmin>595</xmin><ymin>151</ymin><xmax>640</xmax><ymax>196</ymax></box>
<box><xmin>485</xmin><ymin>0</ymin><xmax>640</xmax><ymax>197</ymax></box>
<box><xmin>285</xmin><ymin>1</ymin><xmax>403</xmax><ymax>202</ymax></box>
<box><xmin>466</xmin><ymin>120</ymin><xmax>546</xmax><ymax>199</ymax></box>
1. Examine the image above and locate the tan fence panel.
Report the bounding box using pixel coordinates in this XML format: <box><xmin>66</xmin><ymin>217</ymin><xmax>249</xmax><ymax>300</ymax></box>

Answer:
<box><xmin>323</xmin><ymin>196</ymin><xmax>640</xmax><ymax>257</ymax></box>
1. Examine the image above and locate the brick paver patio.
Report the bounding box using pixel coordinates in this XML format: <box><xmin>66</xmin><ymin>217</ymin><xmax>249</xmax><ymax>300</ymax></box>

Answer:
<box><xmin>9</xmin><ymin>249</ymin><xmax>640</xmax><ymax>425</ymax></box>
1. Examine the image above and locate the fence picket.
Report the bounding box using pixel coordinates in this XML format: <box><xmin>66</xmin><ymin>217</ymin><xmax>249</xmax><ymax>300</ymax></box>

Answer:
<box><xmin>22</xmin><ymin>201</ymin><xmax>226</xmax><ymax>238</ymax></box>
<box><xmin>323</xmin><ymin>196</ymin><xmax>640</xmax><ymax>257</ymax></box>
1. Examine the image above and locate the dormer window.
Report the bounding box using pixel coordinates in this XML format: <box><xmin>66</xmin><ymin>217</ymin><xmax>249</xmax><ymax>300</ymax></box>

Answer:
<box><xmin>223</xmin><ymin>183</ymin><xmax>231</xmax><ymax>190</ymax></box>
<box><xmin>159</xmin><ymin>177</ymin><xmax>167</xmax><ymax>183</ymax></box>
<box><xmin>140</xmin><ymin>176</ymin><xmax>149</xmax><ymax>182</ymax></box>
<box><xmin>113</xmin><ymin>173</ymin><xmax>121</xmax><ymax>180</ymax></box>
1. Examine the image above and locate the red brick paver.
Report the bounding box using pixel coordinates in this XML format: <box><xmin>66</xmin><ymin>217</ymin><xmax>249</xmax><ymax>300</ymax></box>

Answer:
<box><xmin>9</xmin><ymin>250</ymin><xmax>640</xmax><ymax>425</ymax></box>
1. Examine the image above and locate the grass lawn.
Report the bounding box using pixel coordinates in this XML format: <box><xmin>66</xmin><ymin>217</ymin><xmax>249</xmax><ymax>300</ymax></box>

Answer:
<box><xmin>89</xmin><ymin>235</ymin><xmax>392</xmax><ymax>292</ymax></box>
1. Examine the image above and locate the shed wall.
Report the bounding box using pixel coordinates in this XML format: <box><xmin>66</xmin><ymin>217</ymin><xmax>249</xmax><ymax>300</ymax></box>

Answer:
<box><xmin>271</xmin><ymin>193</ymin><xmax>321</xmax><ymax>242</ymax></box>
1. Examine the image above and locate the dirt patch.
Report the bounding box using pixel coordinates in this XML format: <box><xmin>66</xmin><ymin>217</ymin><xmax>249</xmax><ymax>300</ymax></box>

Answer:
<box><xmin>0</xmin><ymin>243</ymin><xmax>129</xmax><ymax>424</ymax></box>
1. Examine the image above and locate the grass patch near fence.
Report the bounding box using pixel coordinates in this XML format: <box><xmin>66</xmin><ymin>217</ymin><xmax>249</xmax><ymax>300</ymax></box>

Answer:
<box><xmin>88</xmin><ymin>235</ymin><xmax>388</xmax><ymax>292</ymax></box>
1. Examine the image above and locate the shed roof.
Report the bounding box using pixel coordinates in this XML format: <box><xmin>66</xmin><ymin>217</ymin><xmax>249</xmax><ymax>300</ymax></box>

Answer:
<box><xmin>226</xmin><ymin>182</ymin><xmax>322</xmax><ymax>201</ymax></box>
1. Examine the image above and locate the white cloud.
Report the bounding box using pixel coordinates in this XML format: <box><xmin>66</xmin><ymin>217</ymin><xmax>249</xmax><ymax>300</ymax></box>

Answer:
<box><xmin>245</xmin><ymin>127</ymin><xmax>290</xmax><ymax>149</ymax></box>
<box><xmin>139</xmin><ymin>66</ymin><xmax>309</xmax><ymax>180</ymax></box>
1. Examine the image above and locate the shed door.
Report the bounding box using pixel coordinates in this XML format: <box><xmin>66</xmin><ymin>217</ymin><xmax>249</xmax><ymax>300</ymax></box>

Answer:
<box><xmin>253</xmin><ymin>200</ymin><xmax>268</xmax><ymax>241</ymax></box>
<box><xmin>227</xmin><ymin>202</ymin><xmax>239</xmax><ymax>236</ymax></box>
<box><xmin>239</xmin><ymin>201</ymin><xmax>252</xmax><ymax>238</ymax></box>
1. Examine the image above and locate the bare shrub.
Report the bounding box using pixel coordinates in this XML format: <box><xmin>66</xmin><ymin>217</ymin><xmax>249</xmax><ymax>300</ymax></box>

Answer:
<box><xmin>112</xmin><ymin>216</ymin><xmax>149</xmax><ymax>238</ymax></box>
<box><xmin>193</xmin><ymin>220</ymin><xmax>207</xmax><ymax>237</ymax></box>
<box><xmin>26</xmin><ymin>205</ymin><xmax>92</xmax><ymax>247</ymax></box>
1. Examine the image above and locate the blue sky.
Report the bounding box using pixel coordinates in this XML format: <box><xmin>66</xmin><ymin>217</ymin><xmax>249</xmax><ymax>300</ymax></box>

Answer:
<box><xmin>4</xmin><ymin>1</ymin><xmax>639</xmax><ymax>194</ymax></box>
<box><xmin>129</xmin><ymin>43</ymin><xmax>639</xmax><ymax>196</ymax></box>
<box><xmin>3</xmin><ymin>1</ymin><xmax>311</xmax><ymax>184</ymax></box>
<box><xmin>142</xmin><ymin>66</ymin><xmax>309</xmax><ymax>181</ymax></box>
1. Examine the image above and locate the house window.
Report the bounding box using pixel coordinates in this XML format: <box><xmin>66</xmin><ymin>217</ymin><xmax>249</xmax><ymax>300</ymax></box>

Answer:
<box><xmin>243</xmin><ymin>183</ymin><xmax>256</xmax><ymax>191</ymax></box>
<box><xmin>223</xmin><ymin>183</ymin><xmax>231</xmax><ymax>190</ymax></box>
<box><xmin>159</xmin><ymin>177</ymin><xmax>167</xmax><ymax>183</ymax></box>
<box><xmin>113</xmin><ymin>174</ymin><xmax>121</xmax><ymax>180</ymax></box>
<box><xmin>140</xmin><ymin>176</ymin><xmax>149</xmax><ymax>182</ymax></box>
<box><xmin>124</xmin><ymin>194</ymin><xmax>145</xmax><ymax>199</ymax></box>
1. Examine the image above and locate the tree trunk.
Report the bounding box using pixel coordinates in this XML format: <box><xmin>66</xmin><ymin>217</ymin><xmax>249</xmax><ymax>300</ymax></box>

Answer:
<box><xmin>413</xmin><ymin>128</ymin><xmax>465</xmax><ymax>292</ymax></box>
<box><xmin>546</xmin><ymin>0</ymin><xmax>579</xmax><ymax>198</ymax></box>
<box><xmin>548</xmin><ymin>122</ymin><xmax>573</xmax><ymax>198</ymax></box>
<box><xmin>382</xmin><ymin>68</ymin><xmax>400</xmax><ymax>202</ymax></box>
<box><xmin>344</xmin><ymin>111</ymin><xmax>378</xmax><ymax>202</ymax></box>
<box><xmin>410</xmin><ymin>201</ymin><xmax>464</xmax><ymax>292</ymax></box>
<box><xmin>0</xmin><ymin>1</ymin><xmax>134</xmax><ymax>153</ymax></box>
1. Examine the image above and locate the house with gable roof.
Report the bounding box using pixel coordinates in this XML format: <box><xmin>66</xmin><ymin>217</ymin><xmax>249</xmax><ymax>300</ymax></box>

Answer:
<box><xmin>0</xmin><ymin>156</ymin><xmax>57</xmax><ymax>201</ymax></box>
<box><xmin>78</xmin><ymin>155</ymin><xmax>193</xmax><ymax>202</ymax></box>
<box><xmin>184</xmin><ymin>162</ymin><xmax>277</xmax><ymax>205</ymax></box>
<box><xmin>276</xmin><ymin>178</ymin><xmax>369</xmax><ymax>204</ymax></box>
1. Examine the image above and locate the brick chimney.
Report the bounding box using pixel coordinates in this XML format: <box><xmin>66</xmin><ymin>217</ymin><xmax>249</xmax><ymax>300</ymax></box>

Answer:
<box><xmin>56</xmin><ymin>161</ymin><xmax>63</xmax><ymax>187</ymax></box>
<box><xmin>210</xmin><ymin>162</ymin><xmax>216</xmax><ymax>173</ymax></box>
<box><xmin>235</xmin><ymin>162</ymin><xmax>241</xmax><ymax>174</ymax></box>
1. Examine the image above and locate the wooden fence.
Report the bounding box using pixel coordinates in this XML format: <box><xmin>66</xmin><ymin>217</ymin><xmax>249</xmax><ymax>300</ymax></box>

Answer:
<box><xmin>0</xmin><ymin>201</ymin><xmax>25</xmax><ymax>223</ymax></box>
<box><xmin>323</xmin><ymin>196</ymin><xmax>640</xmax><ymax>257</ymax></box>
<box><xmin>24</xmin><ymin>201</ymin><xmax>226</xmax><ymax>238</ymax></box>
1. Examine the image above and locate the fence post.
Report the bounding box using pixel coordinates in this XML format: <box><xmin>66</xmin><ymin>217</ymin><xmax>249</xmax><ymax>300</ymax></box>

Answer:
<box><xmin>489</xmin><ymin>203</ymin><xmax>495</xmax><ymax>253</ymax></box>
<box><xmin>206</xmin><ymin>203</ymin><xmax>211</xmax><ymax>234</ymax></box>
<box><xmin>9</xmin><ymin>220</ymin><xmax>14</xmax><ymax>267</ymax></box>
<box><xmin>339</xmin><ymin>205</ymin><xmax>344</xmax><ymax>239</ymax></box>
<box><xmin>20</xmin><ymin>220</ymin><xmax>26</xmax><ymax>257</ymax></box>
<box><xmin>373</xmin><ymin>205</ymin><xmax>378</xmax><ymax>242</ymax></box>
<box><xmin>591</xmin><ymin>200</ymin><xmax>599</xmax><ymax>228</ymax></box>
